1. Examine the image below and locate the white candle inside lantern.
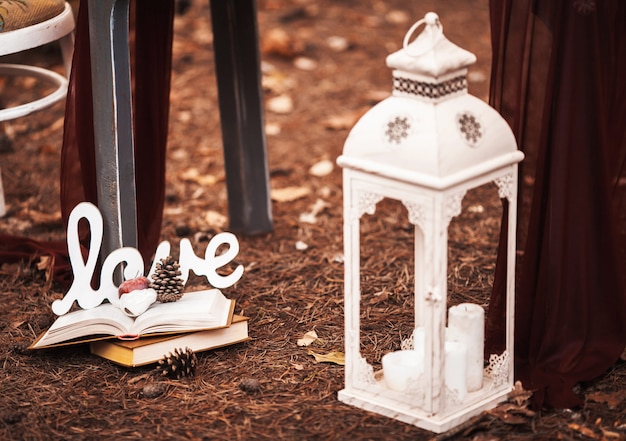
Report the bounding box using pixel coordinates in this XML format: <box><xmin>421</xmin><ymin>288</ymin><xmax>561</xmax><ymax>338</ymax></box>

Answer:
<box><xmin>413</xmin><ymin>326</ymin><xmax>425</xmax><ymax>356</ymax></box>
<box><xmin>447</xmin><ymin>303</ymin><xmax>485</xmax><ymax>391</ymax></box>
<box><xmin>444</xmin><ymin>341</ymin><xmax>467</xmax><ymax>401</ymax></box>
<box><xmin>382</xmin><ymin>350</ymin><xmax>423</xmax><ymax>392</ymax></box>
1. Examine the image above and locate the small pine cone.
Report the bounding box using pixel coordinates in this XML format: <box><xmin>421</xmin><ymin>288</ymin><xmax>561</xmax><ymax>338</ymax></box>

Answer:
<box><xmin>156</xmin><ymin>347</ymin><xmax>197</xmax><ymax>379</ymax></box>
<box><xmin>150</xmin><ymin>256</ymin><xmax>185</xmax><ymax>302</ymax></box>
<box><xmin>12</xmin><ymin>341</ymin><xmax>31</xmax><ymax>355</ymax></box>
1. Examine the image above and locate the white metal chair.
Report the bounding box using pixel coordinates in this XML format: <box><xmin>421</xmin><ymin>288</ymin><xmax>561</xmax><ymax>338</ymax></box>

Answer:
<box><xmin>0</xmin><ymin>1</ymin><xmax>75</xmax><ymax>217</ymax></box>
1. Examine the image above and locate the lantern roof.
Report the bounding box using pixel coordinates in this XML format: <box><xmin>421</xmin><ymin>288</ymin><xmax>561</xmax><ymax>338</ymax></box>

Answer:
<box><xmin>338</xmin><ymin>12</ymin><xmax>523</xmax><ymax>190</ymax></box>
<box><xmin>386</xmin><ymin>12</ymin><xmax>477</xmax><ymax>79</ymax></box>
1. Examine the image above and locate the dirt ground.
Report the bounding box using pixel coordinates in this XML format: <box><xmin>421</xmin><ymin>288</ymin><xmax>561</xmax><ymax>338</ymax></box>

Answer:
<box><xmin>1</xmin><ymin>0</ymin><xmax>625</xmax><ymax>440</ymax></box>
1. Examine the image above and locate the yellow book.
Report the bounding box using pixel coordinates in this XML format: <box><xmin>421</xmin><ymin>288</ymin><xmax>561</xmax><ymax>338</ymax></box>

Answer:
<box><xmin>89</xmin><ymin>315</ymin><xmax>250</xmax><ymax>367</ymax></box>
<box><xmin>30</xmin><ymin>289</ymin><xmax>235</xmax><ymax>349</ymax></box>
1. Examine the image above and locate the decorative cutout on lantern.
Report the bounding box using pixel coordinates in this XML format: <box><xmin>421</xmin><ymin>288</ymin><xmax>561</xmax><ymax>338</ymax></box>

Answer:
<box><xmin>357</xmin><ymin>191</ymin><xmax>384</xmax><ymax>217</ymax></box>
<box><xmin>495</xmin><ymin>173</ymin><xmax>516</xmax><ymax>200</ymax></box>
<box><xmin>336</xmin><ymin>12</ymin><xmax>524</xmax><ymax>434</ymax></box>
<box><xmin>444</xmin><ymin>191</ymin><xmax>466</xmax><ymax>225</ymax></box>
<box><xmin>401</xmin><ymin>199</ymin><xmax>426</xmax><ymax>227</ymax></box>
<box><xmin>385</xmin><ymin>116</ymin><xmax>411</xmax><ymax>145</ymax></box>
<box><xmin>486</xmin><ymin>350</ymin><xmax>511</xmax><ymax>388</ymax></box>
<box><xmin>457</xmin><ymin>111</ymin><xmax>484</xmax><ymax>146</ymax></box>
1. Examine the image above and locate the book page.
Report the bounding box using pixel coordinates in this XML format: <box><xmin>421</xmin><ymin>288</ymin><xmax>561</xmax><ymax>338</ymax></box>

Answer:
<box><xmin>32</xmin><ymin>303</ymin><xmax>135</xmax><ymax>348</ymax></box>
<box><xmin>131</xmin><ymin>289</ymin><xmax>232</xmax><ymax>334</ymax></box>
<box><xmin>31</xmin><ymin>289</ymin><xmax>233</xmax><ymax>349</ymax></box>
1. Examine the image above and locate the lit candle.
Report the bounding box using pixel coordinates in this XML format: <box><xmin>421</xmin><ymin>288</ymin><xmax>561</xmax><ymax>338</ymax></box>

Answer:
<box><xmin>447</xmin><ymin>303</ymin><xmax>485</xmax><ymax>391</ymax></box>
<box><xmin>382</xmin><ymin>350</ymin><xmax>423</xmax><ymax>392</ymax></box>
<box><xmin>444</xmin><ymin>341</ymin><xmax>467</xmax><ymax>401</ymax></box>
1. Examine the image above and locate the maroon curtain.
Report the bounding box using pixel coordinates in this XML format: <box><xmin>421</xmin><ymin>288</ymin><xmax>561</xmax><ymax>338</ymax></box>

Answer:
<box><xmin>487</xmin><ymin>0</ymin><xmax>626</xmax><ymax>408</ymax></box>
<box><xmin>0</xmin><ymin>0</ymin><xmax>174</xmax><ymax>287</ymax></box>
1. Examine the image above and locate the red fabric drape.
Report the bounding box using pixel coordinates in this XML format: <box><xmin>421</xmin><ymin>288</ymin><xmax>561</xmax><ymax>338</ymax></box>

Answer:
<box><xmin>0</xmin><ymin>1</ymin><xmax>174</xmax><ymax>287</ymax></box>
<box><xmin>487</xmin><ymin>0</ymin><xmax>626</xmax><ymax>409</ymax></box>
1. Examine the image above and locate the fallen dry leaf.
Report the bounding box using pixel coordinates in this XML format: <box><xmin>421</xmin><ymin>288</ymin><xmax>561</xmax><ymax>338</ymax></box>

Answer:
<box><xmin>326</xmin><ymin>35</ymin><xmax>349</xmax><ymax>52</ymax></box>
<box><xmin>299</xmin><ymin>198</ymin><xmax>329</xmax><ymax>224</ymax></box>
<box><xmin>293</xmin><ymin>57</ymin><xmax>317</xmax><ymax>71</ymax></box>
<box><xmin>600</xmin><ymin>427</ymin><xmax>624</xmax><ymax>439</ymax></box>
<box><xmin>467</xmin><ymin>204</ymin><xmax>485</xmax><ymax>213</ymax></box>
<box><xmin>487</xmin><ymin>394</ymin><xmax>536</xmax><ymax>427</ymax></box>
<box><xmin>271</xmin><ymin>186</ymin><xmax>310</xmax><ymax>202</ymax></box>
<box><xmin>36</xmin><ymin>255</ymin><xmax>54</xmax><ymax>283</ymax></box>
<box><xmin>323</xmin><ymin>112</ymin><xmax>360</xmax><ymax>130</ymax></box>
<box><xmin>568</xmin><ymin>423</ymin><xmax>599</xmax><ymax>439</ymax></box>
<box><xmin>204</xmin><ymin>210</ymin><xmax>228</xmax><ymax>229</ymax></box>
<box><xmin>261</xmin><ymin>69</ymin><xmax>295</xmax><ymax>94</ymax></box>
<box><xmin>164</xmin><ymin>206</ymin><xmax>185</xmax><ymax>216</ymax></box>
<box><xmin>586</xmin><ymin>391</ymin><xmax>624</xmax><ymax>409</ymax></box>
<box><xmin>495</xmin><ymin>403</ymin><xmax>535</xmax><ymax>418</ymax></box>
<box><xmin>492</xmin><ymin>413</ymin><xmax>526</xmax><ymax>426</ymax></box>
<box><xmin>307</xmin><ymin>350</ymin><xmax>345</xmax><ymax>365</ymax></box>
<box><xmin>508</xmin><ymin>380</ymin><xmax>533</xmax><ymax>406</ymax></box>
<box><xmin>309</xmin><ymin>159</ymin><xmax>334</xmax><ymax>177</ymax></box>
<box><xmin>261</xmin><ymin>28</ymin><xmax>297</xmax><ymax>58</ymax></box>
<box><xmin>299</xmin><ymin>212</ymin><xmax>317</xmax><ymax>224</ymax></box>
<box><xmin>487</xmin><ymin>407</ymin><xmax>528</xmax><ymax>425</ymax></box>
<box><xmin>179</xmin><ymin>168</ymin><xmax>218</xmax><ymax>186</ymax></box>
<box><xmin>297</xmin><ymin>330</ymin><xmax>318</xmax><ymax>347</ymax></box>
<box><xmin>265</xmin><ymin>122</ymin><xmax>281</xmax><ymax>136</ymax></box>
<box><xmin>266</xmin><ymin>94</ymin><xmax>293</xmax><ymax>114</ymax></box>
<box><xmin>385</xmin><ymin>9</ymin><xmax>410</xmax><ymax>25</ymax></box>
<box><xmin>295</xmin><ymin>241</ymin><xmax>308</xmax><ymax>251</ymax></box>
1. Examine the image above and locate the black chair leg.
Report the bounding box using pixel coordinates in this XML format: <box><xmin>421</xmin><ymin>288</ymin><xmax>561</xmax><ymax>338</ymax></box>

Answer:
<box><xmin>210</xmin><ymin>0</ymin><xmax>273</xmax><ymax>234</ymax></box>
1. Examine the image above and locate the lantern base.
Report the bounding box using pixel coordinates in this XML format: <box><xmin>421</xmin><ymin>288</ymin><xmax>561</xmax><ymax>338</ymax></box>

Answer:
<box><xmin>338</xmin><ymin>386</ymin><xmax>510</xmax><ymax>434</ymax></box>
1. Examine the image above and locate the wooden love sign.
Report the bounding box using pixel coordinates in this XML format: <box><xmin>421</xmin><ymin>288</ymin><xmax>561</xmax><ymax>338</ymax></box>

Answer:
<box><xmin>51</xmin><ymin>202</ymin><xmax>244</xmax><ymax>316</ymax></box>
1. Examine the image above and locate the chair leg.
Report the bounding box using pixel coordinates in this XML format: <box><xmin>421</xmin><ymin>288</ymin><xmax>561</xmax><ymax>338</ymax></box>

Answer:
<box><xmin>210</xmin><ymin>0</ymin><xmax>273</xmax><ymax>234</ymax></box>
<box><xmin>87</xmin><ymin>0</ymin><xmax>138</xmax><ymax>263</ymax></box>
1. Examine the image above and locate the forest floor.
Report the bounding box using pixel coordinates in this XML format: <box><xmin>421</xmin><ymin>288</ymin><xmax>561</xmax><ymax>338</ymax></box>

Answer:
<box><xmin>1</xmin><ymin>0</ymin><xmax>624</xmax><ymax>440</ymax></box>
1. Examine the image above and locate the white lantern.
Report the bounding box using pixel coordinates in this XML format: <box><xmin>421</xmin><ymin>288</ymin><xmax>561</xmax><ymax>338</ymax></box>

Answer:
<box><xmin>337</xmin><ymin>13</ymin><xmax>523</xmax><ymax>433</ymax></box>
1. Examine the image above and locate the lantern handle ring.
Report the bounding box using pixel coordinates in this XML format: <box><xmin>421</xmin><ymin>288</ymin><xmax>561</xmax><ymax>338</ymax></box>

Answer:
<box><xmin>402</xmin><ymin>12</ymin><xmax>443</xmax><ymax>57</ymax></box>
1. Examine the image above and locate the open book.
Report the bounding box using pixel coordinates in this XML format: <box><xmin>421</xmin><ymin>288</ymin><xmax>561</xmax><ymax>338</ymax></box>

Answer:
<box><xmin>90</xmin><ymin>315</ymin><xmax>250</xmax><ymax>367</ymax></box>
<box><xmin>30</xmin><ymin>289</ymin><xmax>235</xmax><ymax>349</ymax></box>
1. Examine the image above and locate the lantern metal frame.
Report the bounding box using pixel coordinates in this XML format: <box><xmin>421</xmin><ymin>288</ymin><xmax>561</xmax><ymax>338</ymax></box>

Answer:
<box><xmin>336</xmin><ymin>12</ymin><xmax>524</xmax><ymax>433</ymax></box>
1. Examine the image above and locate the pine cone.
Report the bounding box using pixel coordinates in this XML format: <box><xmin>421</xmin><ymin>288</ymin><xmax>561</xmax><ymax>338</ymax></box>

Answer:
<box><xmin>156</xmin><ymin>347</ymin><xmax>197</xmax><ymax>379</ymax></box>
<box><xmin>150</xmin><ymin>256</ymin><xmax>185</xmax><ymax>302</ymax></box>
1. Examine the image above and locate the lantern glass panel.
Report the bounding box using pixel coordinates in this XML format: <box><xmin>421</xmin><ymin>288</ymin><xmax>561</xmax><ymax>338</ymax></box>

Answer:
<box><xmin>447</xmin><ymin>183</ymin><xmax>501</xmax><ymax>307</ymax></box>
<box><xmin>358</xmin><ymin>199</ymin><xmax>415</xmax><ymax>366</ymax></box>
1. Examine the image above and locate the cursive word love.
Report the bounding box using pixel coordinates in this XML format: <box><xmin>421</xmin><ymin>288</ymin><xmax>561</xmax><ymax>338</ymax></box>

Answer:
<box><xmin>51</xmin><ymin>202</ymin><xmax>243</xmax><ymax>316</ymax></box>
